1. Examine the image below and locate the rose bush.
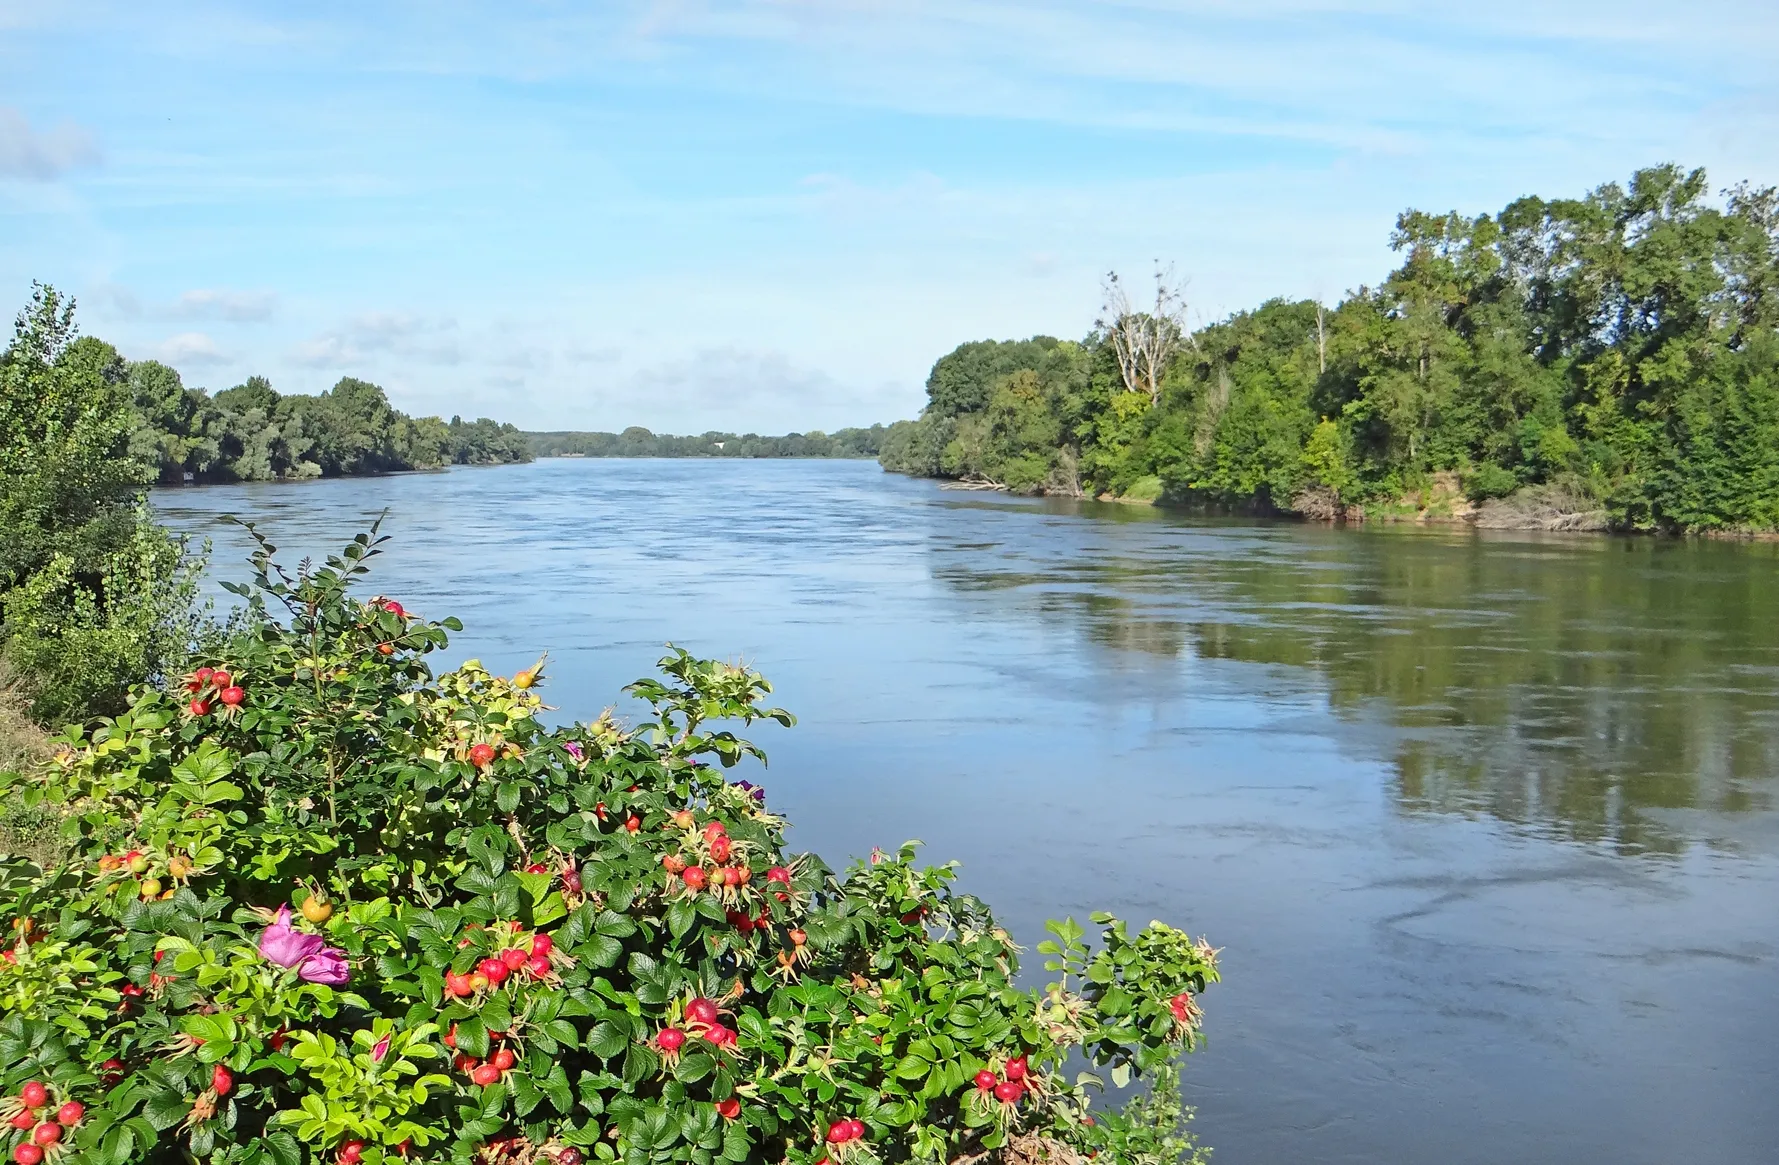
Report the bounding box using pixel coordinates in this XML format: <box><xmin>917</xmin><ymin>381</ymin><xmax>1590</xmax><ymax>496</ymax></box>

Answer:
<box><xmin>0</xmin><ymin>524</ymin><xmax>1219</xmax><ymax>1165</ymax></box>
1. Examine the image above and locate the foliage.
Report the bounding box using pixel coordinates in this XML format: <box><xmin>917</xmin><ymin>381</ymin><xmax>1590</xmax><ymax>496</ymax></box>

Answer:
<box><xmin>130</xmin><ymin>366</ymin><xmax>532</xmax><ymax>484</ymax></box>
<box><xmin>881</xmin><ymin>164</ymin><xmax>1779</xmax><ymax>531</ymax></box>
<box><xmin>527</xmin><ymin>428</ymin><xmax>889</xmax><ymax>461</ymax></box>
<box><xmin>0</xmin><ymin>284</ymin><xmax>209</xmax><ymax>724</ymax></box>
<box><xmin>878</xmin><ymin>340</ymin><xmax>1090</xmax><ymax>494</ymax></box>
<box><xmin>0</xmin><ymin>525</ymin><xmax>1220</xmax><ymax>1164</ymax></box>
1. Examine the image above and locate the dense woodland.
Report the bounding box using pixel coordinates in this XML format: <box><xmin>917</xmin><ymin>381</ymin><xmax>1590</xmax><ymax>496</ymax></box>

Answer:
<box><xmin>528</xmin><ymin>425</ymin><xmax>887</xmax><ymax>459</ymax></box>
<box><xmin>132</xmin><ymin>367</ymin><xmax>530</xmax><ymax>483</ymax></box>
<box><xmin>880</xmin><ymin>165</ymin><xmax>1779</xmax><ymax>533</ymax></box>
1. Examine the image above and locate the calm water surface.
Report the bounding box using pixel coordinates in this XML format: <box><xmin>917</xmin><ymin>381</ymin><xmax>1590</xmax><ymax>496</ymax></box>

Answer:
<box><xmin>155</xmin><ymin>459</ymin><xmax>1779</xmax><ymax>1165</ymax></box>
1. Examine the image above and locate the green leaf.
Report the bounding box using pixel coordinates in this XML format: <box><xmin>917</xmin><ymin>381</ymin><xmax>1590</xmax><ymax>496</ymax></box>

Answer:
<box><xmin>264</xmin><ymin>1132</ymin><xmax>303</xmax><ymax>1165</ymax></box>
<box><xmin>542</xmin><ymin>1064</ymin><xmax>575</xmax><ymax>1112</ymax></box>
<box><xmin>666</xmin><ymin>899</ymin><xmax>696</xmax><ymax>940</ymax></box>
<box><xmin>511</xmin><ymin>1071</ymin><xmax>544</xmax><ymax>1116</ymax></box>
<box><xmin>588</xmin><ymin>1021</ymin><xmax>629</xmax><ymax>1060</ymax></box>
<box><xmin>142</xmin><ymin>1089</ymin><xmax>189</xmax><ymax>1131</ymax></box>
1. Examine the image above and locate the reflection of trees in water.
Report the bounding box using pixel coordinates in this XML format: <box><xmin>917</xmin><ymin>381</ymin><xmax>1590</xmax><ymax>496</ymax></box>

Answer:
<box><xmin>934</xmin><ymin>520</ymin><xmax>1779</xmax><ymax>853</ymax></box>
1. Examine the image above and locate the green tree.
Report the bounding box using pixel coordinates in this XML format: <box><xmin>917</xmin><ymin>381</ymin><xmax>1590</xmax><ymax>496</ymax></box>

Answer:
<box><xmin>0</xmin><ymin>284</ymin><xmax>205</xmax><ymax>723</ymax></box>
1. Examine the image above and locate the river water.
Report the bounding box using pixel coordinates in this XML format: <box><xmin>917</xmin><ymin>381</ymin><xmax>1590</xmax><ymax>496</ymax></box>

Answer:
<box><xmin>154</xmin><ymin>458</ymin><xmax>1779</xmax><ymax>1165</ymax></box>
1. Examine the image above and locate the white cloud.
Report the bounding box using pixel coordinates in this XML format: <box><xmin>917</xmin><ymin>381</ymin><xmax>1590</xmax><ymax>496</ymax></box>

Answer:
<box><xmin>0</xmin><ymin>106</ymin><xmax>99</xmax><ymax>181</ymax></box>
<box><xmin>174</xmin><ymin>288</ymin><xmax>278</xmax><ymax>322</ymax></box>
<box><xmin>290</xmin><ymin>312</ymin><xmax>460</xmax><ymax>368</ymax></box>
<box><xmin>151</xmin><ymin>331</ymin><xmax>232</xmax><ymax>367</ymax></box>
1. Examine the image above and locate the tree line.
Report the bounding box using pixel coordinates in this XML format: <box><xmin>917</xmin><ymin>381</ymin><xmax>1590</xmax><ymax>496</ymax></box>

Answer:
<box><xmin>528</xmin><ymin>425</ymin><xmax>888</xmax><ymax>459</ymax></box>
<box><xmin>132</xmin><ymin>370</ymin><xmax>530</xmax><ymax>484</ymax></box>
<box><xmin>880</xmin><ymin>164</ymin><xmax>1779</xmax><ymax>533</ymax></box>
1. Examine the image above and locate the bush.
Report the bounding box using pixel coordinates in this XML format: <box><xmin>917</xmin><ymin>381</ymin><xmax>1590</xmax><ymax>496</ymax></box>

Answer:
<box><xmin>0</xmin><ymin>526</ymin><xmax>1220</xmax><ymax>1165</ymax></box>
<box><xmin>0</xmin><ymin>283</ymin><xmax>210</xmax><ymax>724</ymax></box>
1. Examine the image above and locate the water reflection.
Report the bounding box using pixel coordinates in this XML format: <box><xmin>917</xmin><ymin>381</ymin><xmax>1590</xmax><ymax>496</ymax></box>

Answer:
<box><xmin>927</xmin><ymin>501</ymin><xmax>1779</xmax><ymax>856</ymax></box>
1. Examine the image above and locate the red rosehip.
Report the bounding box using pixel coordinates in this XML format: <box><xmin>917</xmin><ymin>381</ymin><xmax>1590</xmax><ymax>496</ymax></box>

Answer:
<box><xmin>55</xmin><ymin>1102</ymin><xmax>82</xmax><ymax>1127</ymax></box>
<box><xmin>1005</xmin><ymin>1056</ymin><xmax>1028</xmax><ymax>1082</ymax></box>
<box><xmin>703</xmin><ymin>820</ymin><xmax>726</xmax><ymax>838</ymax></box>
<box><xmin>974</xmin><ymin>1070</ymin><xmax>997</xmax><ymax>1092</ymax></box>
<box><xmin>709</xmin><ymin>836</ymin><xmax>731</xmax><ymax>862</ymax></box>
<box><xmin>557</xmin><ymin>1151</ymin><xmax>582</xmax><ymax>1165</ymax></box>
<box><xmin>99</xmin><ymin>1057</ymin><xmax>124</xmax><ymax>1083</ymax></box>
<box><xmin>526</xmin><ymin>953</ymin><xmax>552</xmax><ymax>977</ymax></box>
<box><xmin>195</xmin><ymin>667</ymin><xmax>215</xmax><ymax>684</ymax></box>
<box><xmin>7</xmin><ymin>1113</ymin><xmax>31</xmax><ymax>1131</ymax></box>
<box><xmin>212</xmin><ymin>1065</ymin><xmax>234</xmax><ymax>1096</ymax></box>
<box><xmin>478</xmin><ymin>957</ymin><xmax>509</xmax><ymax>984</ymax></box>
<box><xmin>210</xmin><ymin>669</ymin><xmax>232</xmax><ymax>688</ymax></box>
<box><xmin>993</xmin><ymin>1080</ymin><xmax>1024</xmax><ymax>1103</ymax></box>
<box><xmin>681</xmin><ymin>867</ymin><xmax>707</xmax><ymax>891</ymax></box>
<box><xmin>14</xmin><ymin>1143</ymin><xmax>42</xmax><ymax>1165</ymax></box>
<box><xmin>493</xmin><ymin>1048</ymin><xmax>516</xmax><ymax>1071</ymax></box>
<box><xmin>454</xmin><ymin>1053</ymin><xmax>477</xmax><ymax>1073</ymax></box>
<box><xmin>445</xmin><ymin>971</ymin><xmax>473</xmax><ymax>997</ymax></box>
<box><xmin>338</xmin><ymin>1141</ymin><xmax>365</xmax><ymax>1165</ymax></box>
<box><xmin>187</xmin><ymin>698</ymin><xmax>210</xmax><ymax>717</ymax></box>
<box><xmin>703</xmin><ymin>1025</ymin><xmax>737</xmax><ymax>1049</ymax></box>
<box><xmin>443</xmin><ymin>1025</ymin><xmax>457</xmax><ymax>1048</ymax></box>
<box><xmin>825</xmin><ymin>1121</ymin><xmax>855</xmax><ymax>1144</ymax></box>
<box><xmin>656</xmin><ymin>1027</ymin><xmax>686</xmax><ymax>1052</ymax></box>
<box><xmin>530</xmin><ymin>933</ymin><xmax>553</xmax><ymax>957</ymax></box>
<box><xmin>715</xmin><ymin>1097</ymin><xmax>740</xmax><ymax>1120</ymax></box>
<box><xmin>525</xmin><ymin>862</ymin><xmax>548</xmax><ymax>874</ymax></box>
<box><xmin>468</xmin><ymin>743</ymin><xmax>496</xmax><ymax>767</ymax></box>
<box><xmin>685</xmin><ymin>997</ymin><xmax>720</xmax><ymax>1025</ymax></box>
<box><xmin>218</xmin><ymin>685</ymin><xmax>245</xmax><ymax>707</ymax></box>
<box><xmin>624</xmin><ymin>815</ymin><xmax>641</xmax><ymax>833</ymax></box>
<box><xmin>501</xmin><ymin>948</ymin><xmax>528</xmax><ymax>971</ymax></box>
<box><xmin>766</xmin><ymin>866</ymin><xmax>792</xmax><ymax>885</ymax></box>
<box><xmin>661</xmin><ymin>853</ymin><xmax>687</xmax><ymax>873</ymax></box>
<box><xmin>18</xmin><ymin>1082</ymin><xmax>47</xmax><ymax>1109</ymax></box>
<box><xmin>381</xmin><ymin>600</ymin><xmax>405</xmax><ymax>618</ymax></box>
<box><xmin>472</xmin><ymin>1063</ymin><xmax>501</xmax><ymax>1086</ymax></box>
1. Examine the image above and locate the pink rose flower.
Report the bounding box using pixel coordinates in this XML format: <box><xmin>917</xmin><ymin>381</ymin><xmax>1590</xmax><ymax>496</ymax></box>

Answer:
<box><xmin>297</xmin><ymin>945</ymin><xmax>350</xmax><ymax>986</ymax></box>
<box><xmin>371</xmin><ymin>1034</ymin><xmax>392</xmax><ymax>1062</ymax></box>
<box><xmin>259</xmin><ymin>905</ymin><xmax>350</xmax><ymax>986</ymax></box>
<box><xmin>259</xmin><ymin>905</ymin><xmax>322</xmax><ymax>968</ymax></box>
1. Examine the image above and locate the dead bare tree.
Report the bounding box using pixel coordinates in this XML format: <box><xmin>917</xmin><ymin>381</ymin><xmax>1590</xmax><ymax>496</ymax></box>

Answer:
<box><xmin>1097</xmin><ymin>264</ymin><xmax>1193</xmax><ymax>407</ymax></box>
<box><xmin>1315</xmin><ymin>300</ymin><xmax>1327</xmax><ymax>374</ymax></box>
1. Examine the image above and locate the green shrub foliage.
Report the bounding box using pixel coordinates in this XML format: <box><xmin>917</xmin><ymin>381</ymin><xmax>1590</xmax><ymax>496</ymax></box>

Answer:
<box><xmin>0</xmin><ymin>284</ymin><xmax>209</xmax><ymax>724</ymax></box>
<box><xmin>0</xmin><ymin>526</ymin><xmax>1219</xmax><ymax>1165</ymax></box>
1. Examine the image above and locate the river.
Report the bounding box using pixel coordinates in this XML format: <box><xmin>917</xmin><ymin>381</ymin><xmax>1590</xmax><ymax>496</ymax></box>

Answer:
<box><xmin>153</xmin><ymin>457</ymin><xmax>1779</xmax><ymax>1165</ymax></box>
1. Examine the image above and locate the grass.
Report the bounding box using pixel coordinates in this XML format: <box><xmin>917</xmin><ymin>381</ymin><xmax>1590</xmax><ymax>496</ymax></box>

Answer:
<box><xmin>0</xmin><ymin>664</ymin><xmax>63</xmax><ymax>868</ymax></box>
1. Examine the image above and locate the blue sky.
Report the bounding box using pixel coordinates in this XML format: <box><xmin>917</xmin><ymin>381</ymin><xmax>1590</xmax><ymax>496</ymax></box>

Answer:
<box><xmin>4</xmin><ymin>1</ymin><xmax>1777</xmax><ymax>433</ymax></box>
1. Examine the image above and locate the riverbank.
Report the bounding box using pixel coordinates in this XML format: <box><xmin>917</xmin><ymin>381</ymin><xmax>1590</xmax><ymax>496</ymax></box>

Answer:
<box><xmin>1079</xmin><ymin>471</ymin><xmax>1779</xmax><ymax>539</ymax></box>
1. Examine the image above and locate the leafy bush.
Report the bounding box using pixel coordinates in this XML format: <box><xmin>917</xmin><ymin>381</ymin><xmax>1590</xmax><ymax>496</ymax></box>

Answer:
<box><xmin>0</xmin><ymin>526</ymin><xmax>1220</xmax><ymax>1165</ymax></box>
<box><xmin>0</xmin><ymin>283</ymin><xmax>211</xmax><ymax>724</ymax></box>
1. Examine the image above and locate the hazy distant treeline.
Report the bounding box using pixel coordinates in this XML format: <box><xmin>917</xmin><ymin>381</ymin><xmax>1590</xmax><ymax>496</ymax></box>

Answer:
<box><xmin>526</xmin><ymin>425</ymin><xmax>888</xmax><ymax>459</ymax></box>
